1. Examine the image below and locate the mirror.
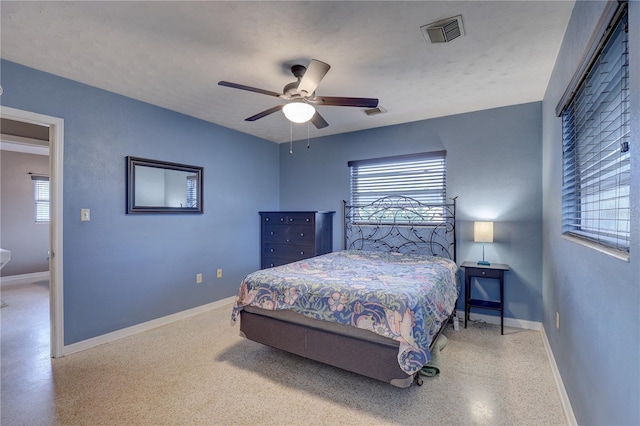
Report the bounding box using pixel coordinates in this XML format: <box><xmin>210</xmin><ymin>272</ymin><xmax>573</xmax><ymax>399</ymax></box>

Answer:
<box><xmin>127</xmin><ymin>156</ymin><xmax>203</xmax><ymax>214</ymax></box>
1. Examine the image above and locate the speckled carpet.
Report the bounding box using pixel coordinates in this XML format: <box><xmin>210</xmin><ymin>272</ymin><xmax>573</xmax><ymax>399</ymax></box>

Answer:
<box><xmin>2</xmin><ymin>283</ymin><xmax>567</xmax><ymax>425</ymax></box>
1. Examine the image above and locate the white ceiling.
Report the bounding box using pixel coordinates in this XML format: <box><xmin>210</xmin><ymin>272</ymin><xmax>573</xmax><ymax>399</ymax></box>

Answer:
<box><xmin>0</xmin><ymin>1</ymin><xmax>575</xmax><ymax>144</ymax></box>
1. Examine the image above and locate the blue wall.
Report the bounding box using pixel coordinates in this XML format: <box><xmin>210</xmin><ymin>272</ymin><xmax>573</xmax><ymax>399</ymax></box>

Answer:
<box><xmin>279</xmin><ymin>102</ymin><xmax>544</xmax><ymax>322</ymax></box>
<box><xmin>542</xmin><ymin>1</ymin><xmax>639</xmax><ymax>424</ymax></box>
<box><xmin>0</xmin><ymin>60</ymin><xmax>280</xmax><ymax>344</ymax></box>
<box><xmin>6</xmin><ymin>13</ymin><xmax>636</xmax><ymax>419</ymax></box>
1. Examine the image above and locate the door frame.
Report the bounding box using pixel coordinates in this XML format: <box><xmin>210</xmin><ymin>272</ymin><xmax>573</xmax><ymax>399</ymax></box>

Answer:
<box><xmin>1</xmin><ymin>106</ymin><xmax>64</xmax><ymax>358</ymax></box>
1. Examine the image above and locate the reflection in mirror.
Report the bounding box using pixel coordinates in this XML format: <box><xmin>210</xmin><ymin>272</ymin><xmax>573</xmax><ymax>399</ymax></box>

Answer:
<box><xmin>127</xmin><ymin>156</ymin><xmax>203</xmax><ymax>214</ymax></box>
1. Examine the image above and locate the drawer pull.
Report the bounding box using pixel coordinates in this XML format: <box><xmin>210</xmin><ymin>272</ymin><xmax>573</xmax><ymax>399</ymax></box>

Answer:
<box><xmin>270</xmin><ymin>248</ymin><xmax>274</xmax><ymax>253</ymax></box>
<box><xmin>269</xmin><ymin>263</ymin><xmax>274</xmax><ymax>267</ymax></box>
<box><xmin>306</xmin><ymin>218</ymin><xmax>310</xmax><ymax>222</ymax></box>
<box><xmin>300</xmin><ymin>251</ymin><xmax>305</xmax><ymax>255</ymax></box>
<box><xmin>265</xmin><ymin>217</ymin><xmax>270</xmax><ymax>222</ymax></box>
<box><xmin>481</xmin><ymin>271</ymin><xmax>486</xmax><ymax>276</ymax></box>
<box><xmin>270</xmin><ymin>231</ymin><xmax>275</xmax><ymax>235</ymax></box>
<box><xmin>280</xmin><ymin>218</ymin><xmax>284</xmax><ymax>222</ymax></box>
<box><xmin>289</xmin><ymin>218</ymin><xmax>294</xmax><ymax>222</ymax></box>
<box><xmin>300</xmin><ymin>233</ymin><xmax>304</xmax><ymax>237</ymax></box>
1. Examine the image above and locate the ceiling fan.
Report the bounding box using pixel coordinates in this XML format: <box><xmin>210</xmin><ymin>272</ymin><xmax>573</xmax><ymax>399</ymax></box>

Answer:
<box><xmin>218</xmin><ymin>59</ymin><xmax>378</xmax><ymax>129</ymax></box>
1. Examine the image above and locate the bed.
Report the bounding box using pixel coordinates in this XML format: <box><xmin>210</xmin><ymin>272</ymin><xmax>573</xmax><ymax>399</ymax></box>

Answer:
<box><xmin>231</xmin><ymin>196</ymin><xmax>459</xmax><ymax>388</ymax></box>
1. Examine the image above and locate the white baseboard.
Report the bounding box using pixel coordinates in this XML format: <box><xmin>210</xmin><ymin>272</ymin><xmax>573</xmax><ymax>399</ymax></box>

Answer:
<box><xmin>0</xmin><ymin>271</ymin><xmax>50</xmax><ymax>287</ymax></box>
<box><xmin>455</xmin><ymin>309</ymin><xmax>541</xmax><ymax>330</ymax></box>
<box><xmin>541</xmin><ymin>325</ymin><xmax>577</xmax><ymax>426</ymax></box>
<box><xmin>63</xmin><ymin>296</ymin><xmax>236</xmax><ymax>356</ymax></box>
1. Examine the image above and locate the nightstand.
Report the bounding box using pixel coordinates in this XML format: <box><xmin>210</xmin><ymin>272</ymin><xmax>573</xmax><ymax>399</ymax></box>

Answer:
<box><xmin>461</xmin><ymin>261</ymin><xmax>510</xmax><ymax>335</ymax></box>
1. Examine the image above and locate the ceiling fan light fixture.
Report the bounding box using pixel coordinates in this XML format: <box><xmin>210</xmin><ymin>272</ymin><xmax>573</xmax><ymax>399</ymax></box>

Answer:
<box><xmin>219</xmin><ymin>59</ymin><xmax>377</xmax><ymax>129</ymax></box>
<box><xmin>283</xmin><ymin>101</ymin><xmax>316</xmax><ymax>123</ymax></box>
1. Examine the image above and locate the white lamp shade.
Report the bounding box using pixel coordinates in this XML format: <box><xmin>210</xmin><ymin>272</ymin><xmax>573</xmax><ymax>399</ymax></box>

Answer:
<box><xmin>474</xmin><ymin>221</ymin><xmax>494</xmax><ymax>243</ymax></box>
<box><xmin>282</xmin><ymin>102</ymin><xmax>316</xmax><ymax>123</ymax></box>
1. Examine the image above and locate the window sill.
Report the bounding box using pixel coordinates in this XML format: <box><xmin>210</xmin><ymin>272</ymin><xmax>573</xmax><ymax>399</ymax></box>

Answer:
<box><xmin>562</xmin><ymin>234</ymin><xmax>630</xmax><ymax>262</ymax></box>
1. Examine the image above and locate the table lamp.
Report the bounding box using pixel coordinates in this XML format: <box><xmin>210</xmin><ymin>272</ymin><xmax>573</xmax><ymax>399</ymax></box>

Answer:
<box><xmin>474</xmin><ymin>221</ymin><xmax>493</xmax><ymax>265</ymax></box>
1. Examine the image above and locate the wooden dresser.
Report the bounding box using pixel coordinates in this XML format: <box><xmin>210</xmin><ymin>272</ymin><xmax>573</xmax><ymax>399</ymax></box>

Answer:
<box><xmin>259</xmin><ymin>211</ymin><xmax>334</xmax><ymax>269</ymax></box>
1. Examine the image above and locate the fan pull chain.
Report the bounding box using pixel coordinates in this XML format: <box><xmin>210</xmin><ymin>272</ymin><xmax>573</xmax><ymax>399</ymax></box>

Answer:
<box><xmin>307</xmin><ymin>122</ymin><xmax>310</xmax><ymax>149</ymax></box>
<box><xmin>289</xmin><ymin>121</ymin><xmax>293</xmax><ymax>155</ymax></box>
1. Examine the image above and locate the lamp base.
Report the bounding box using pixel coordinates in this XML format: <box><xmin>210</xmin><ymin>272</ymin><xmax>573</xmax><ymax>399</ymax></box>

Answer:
<box><xmin>477</xmin><ymin>260</ymin><xmax>490</xmax><ymax>266</ymax></box>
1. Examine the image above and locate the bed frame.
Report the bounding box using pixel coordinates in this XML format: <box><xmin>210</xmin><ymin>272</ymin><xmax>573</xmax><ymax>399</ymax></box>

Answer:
<box><xmin>239</xmin><ymin>196</ymin><xmax>458</xmax><ymax>388</ymax></box>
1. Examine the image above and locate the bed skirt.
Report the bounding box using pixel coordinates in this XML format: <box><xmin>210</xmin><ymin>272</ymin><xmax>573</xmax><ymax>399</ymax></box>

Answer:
<box><xmin>239</xmin><ymin>307</ymin><xmax>416</xmax><ymax>388</ymax></box>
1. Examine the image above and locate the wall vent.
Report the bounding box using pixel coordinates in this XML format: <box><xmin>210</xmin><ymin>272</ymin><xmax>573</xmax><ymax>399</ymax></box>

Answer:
<box><xmin>421</xmin><ymin>15</ymin><xmax>464</xmax><ymax>43</ymax></box>
<box><xmin>364</xmin><ymin>107</ymin><xmax>386</xmax><ymax>116</ymax></box>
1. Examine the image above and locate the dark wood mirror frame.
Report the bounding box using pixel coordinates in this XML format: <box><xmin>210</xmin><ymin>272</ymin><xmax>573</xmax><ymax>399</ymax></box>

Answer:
<box><xmin>126</xmin><ymin>156</ymin><xmax>203</xmax><ymax>214</ymax></box>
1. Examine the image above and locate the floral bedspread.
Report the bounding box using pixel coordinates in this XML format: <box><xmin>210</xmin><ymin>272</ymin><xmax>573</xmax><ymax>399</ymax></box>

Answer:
<box><xmin>231</xmin><ymin>250</ymin><xmax>460</xmax><ymax>375</ymax></box>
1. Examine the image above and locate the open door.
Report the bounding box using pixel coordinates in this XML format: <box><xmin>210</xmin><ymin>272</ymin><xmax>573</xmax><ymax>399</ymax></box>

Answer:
<box><xmin>1</xmin><ymin>106</ymin><xmax>64</xmax><ymax>357</ymax></box>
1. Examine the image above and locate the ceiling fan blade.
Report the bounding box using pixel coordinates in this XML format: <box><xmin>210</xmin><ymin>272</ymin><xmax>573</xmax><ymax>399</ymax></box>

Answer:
<box><xmin>245</xmin><ymin>105</ymin><xmax>284</xmax><ymax>121</ymax></box>
<box><xmin>218</xmin><ymin>81</ymin><xmax>281</xmax><ymax>98</ymax></box>
<box><xmin>311</xmin><ymin>96</ymin><xmax>379</xmax><ymax>108</ymax></box>
<box><xmin>310</xmin><ymin>111</ymin><xmax>329</xmax><ymax>129</ymax></box>
<box><xmin>297</xmin><ymin>59</ymin><xmax>331</xmax><ymax>97</ymax></box>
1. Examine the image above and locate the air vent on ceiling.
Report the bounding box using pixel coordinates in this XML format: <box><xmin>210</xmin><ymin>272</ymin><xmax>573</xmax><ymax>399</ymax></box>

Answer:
<box><xmin>364</xmin><ymin>107</ymin><xmax>386</xmax><ymax>116</ymax></box>
<box><xmin>421</xmin><ymin>15</ymin><xmax>464</xmax><ymax>43</ymax></box>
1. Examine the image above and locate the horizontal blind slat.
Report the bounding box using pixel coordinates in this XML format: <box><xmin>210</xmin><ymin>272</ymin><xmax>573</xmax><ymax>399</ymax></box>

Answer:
<box><xmin>350</xmin><ymin>151</ymin><xmax>446</xmax><ymax>223</ymax></box>
<box><xmin>561</xmin><ymin>6</ymin><xmax>629</xmax><ymax>253</ymax></box>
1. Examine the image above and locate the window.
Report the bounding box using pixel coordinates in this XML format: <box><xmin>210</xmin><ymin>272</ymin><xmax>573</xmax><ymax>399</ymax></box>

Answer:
<box><xmin>32</xmin><ymin>175</ymin><xmax>50</xmax><ymax>223</ymax></box>
<box><xmin>186</xmin><ymin>175</ymin><xmax>198</xmax><ymax>208</ymax></box>
<box><xmin>348</xmin><ymin>151</ymin><xmax>446</xmax><ymax>223</ymax></box>
<box><xmin>557</xmin><ymin>2</ymin><xmax>629</xmax><ymax>255</ymax></box>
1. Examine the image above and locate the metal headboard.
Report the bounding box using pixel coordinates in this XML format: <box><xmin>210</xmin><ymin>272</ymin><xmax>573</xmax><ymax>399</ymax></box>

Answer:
<box><xmin>343</xmin><ymin>196</ymin><xmax>457</xmax><ymax>262</ymax></box>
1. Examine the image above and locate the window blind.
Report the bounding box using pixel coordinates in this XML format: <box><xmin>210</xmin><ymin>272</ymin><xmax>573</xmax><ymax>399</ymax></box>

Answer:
<box><xmin>348</xmin><ymin>151</ymin><xmax>446</xmax><ymax>222</ymax></box>
<box><xmin>186</xmin><ymin>175</ymin><xmax>198</xmax><ymax>208</ymax></box>
<box><xmin>32</xmin><ymin>175</ymin><xmax>50</xmax><ymax>223</ymax></box>
<box><xmin>560</xmin><ymin>4</ymin><xmax>630</xmax><ymax>253</ymax></box>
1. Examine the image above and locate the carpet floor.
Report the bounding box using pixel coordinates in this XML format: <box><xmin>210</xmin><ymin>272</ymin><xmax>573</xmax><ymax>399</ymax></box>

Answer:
<box><xmin>1</xmin><ymin>280</ymin><xmax>567</xmax><ymax>425</ymax></box>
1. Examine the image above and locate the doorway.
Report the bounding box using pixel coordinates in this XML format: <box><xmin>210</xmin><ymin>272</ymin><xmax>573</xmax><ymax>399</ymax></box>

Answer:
<box><xmin>0</xmin><ymin>107</ymin><xmax>64</xmax><ymax>357</ymax></box>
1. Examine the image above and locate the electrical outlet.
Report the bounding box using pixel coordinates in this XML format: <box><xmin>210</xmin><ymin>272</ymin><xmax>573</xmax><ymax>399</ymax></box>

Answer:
<box><xmin>556</xmin><ymin>312</ymin><xmax>560</xmax><ymax>329</ymax></box>
<box><xmin>196</xmin><ymin>273</ymin><xmax>203</xmax><ymax>284</ymax></box>
<box><xmin>216</xmin><ymin>268</ymin><xmax>222</xmax><ymax>278</ymax></box>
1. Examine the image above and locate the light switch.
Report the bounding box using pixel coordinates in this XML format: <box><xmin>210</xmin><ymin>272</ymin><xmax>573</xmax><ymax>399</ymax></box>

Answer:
<box><xmin>81</xmin><ymin>208</ymin><xmax>90</xmax><ymax>222</ymax></box>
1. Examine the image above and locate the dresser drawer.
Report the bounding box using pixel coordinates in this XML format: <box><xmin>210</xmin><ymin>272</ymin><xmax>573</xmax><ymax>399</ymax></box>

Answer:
<box><xmin>262</xmin><ymin>256</ymin><xmax>298</xmax><ymax>269</ymax></box>
<box><xmin>263</xmin><ymin>243</ymin><xmax>314</xmax><ymax>259</ymax></box>
<box><xmin>262</xmin><ymin>212</ymin><xmax>315</xmax><ymax>225</ymax></box>
<box><xmin>466</xmin><ymin>267</ymin><xmax>503</xmax><ymax>279</ymax></box>
<box><xmin>262</xmin><ymin>225</ymin><xmax>314</xmax><ymax>245</ymax></box>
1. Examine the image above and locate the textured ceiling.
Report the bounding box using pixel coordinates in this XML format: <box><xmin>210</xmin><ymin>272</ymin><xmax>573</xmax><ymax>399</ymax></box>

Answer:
<box><xmin>0</xmin><ymin>1</ymin><xmax>575</xmax><ymax>143</ymax></box>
